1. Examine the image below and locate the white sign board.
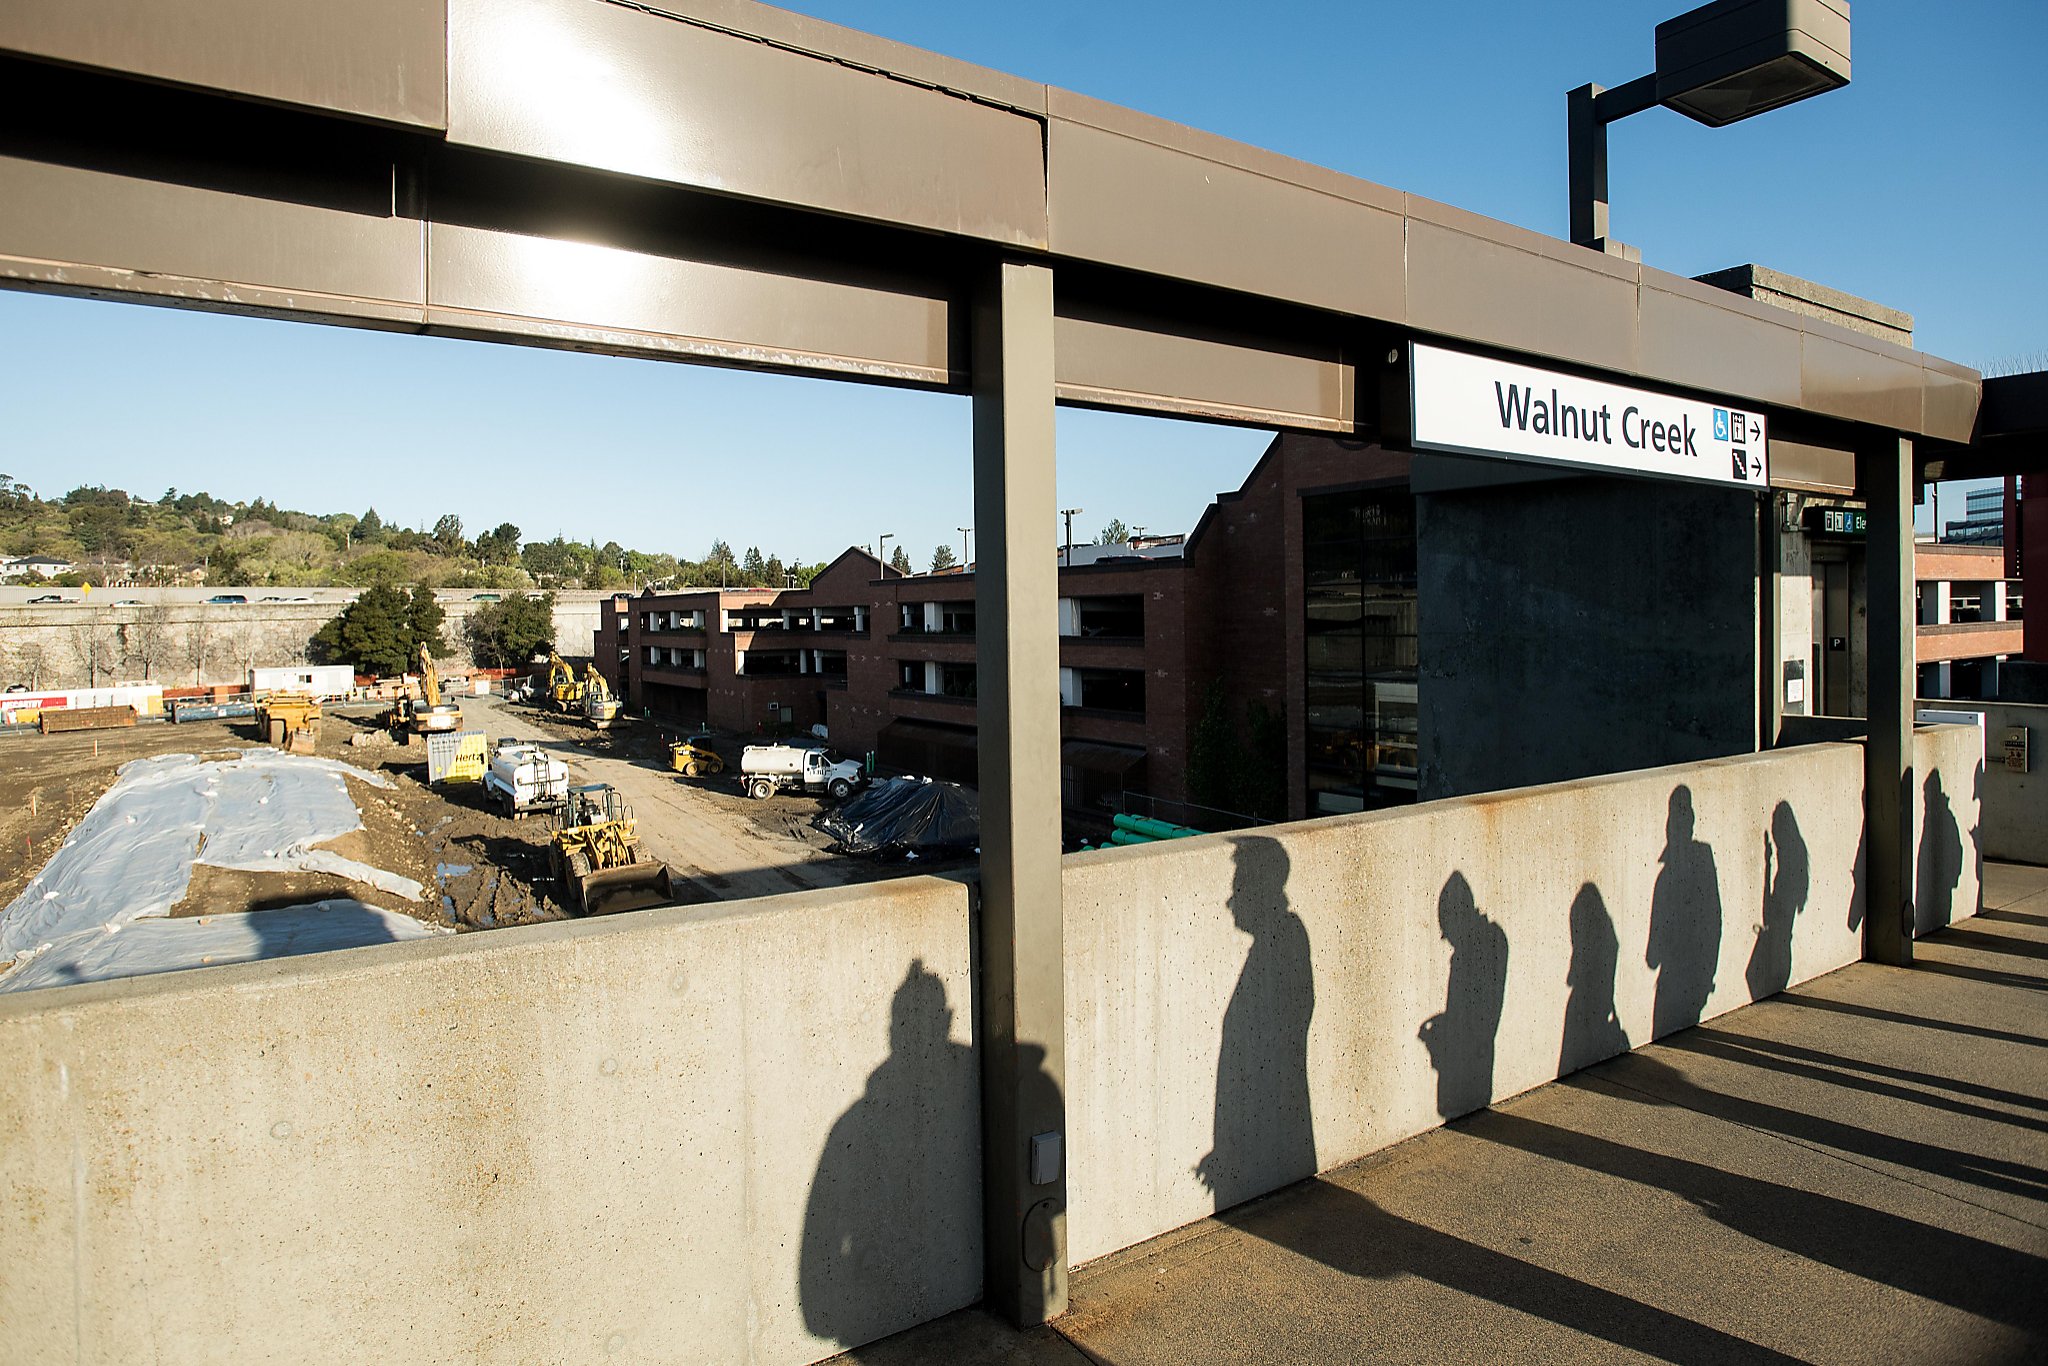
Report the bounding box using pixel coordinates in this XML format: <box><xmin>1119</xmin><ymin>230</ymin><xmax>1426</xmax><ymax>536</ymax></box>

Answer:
<box><xmin>1411</xmin><ymin>343</ymin><xmax>1768</xmax><ymax>490</ymax></box>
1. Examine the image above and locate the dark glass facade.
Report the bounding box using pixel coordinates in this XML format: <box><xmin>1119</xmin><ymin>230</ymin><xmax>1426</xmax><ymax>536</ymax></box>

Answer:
<box><xmin>1303</xmin><ymin>485</ymin><xmax>1419</xmax><ymax>814</ymax></box>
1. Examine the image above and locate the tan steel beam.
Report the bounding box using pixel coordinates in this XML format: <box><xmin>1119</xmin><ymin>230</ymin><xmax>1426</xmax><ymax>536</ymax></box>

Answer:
<box><xmin>971</xmin><ymin>260</ymin><xmax>1067</xmax><ymax>1324</ymax></box>
<box><xmin>0</xmin><ymin>0</ymin><xmax>1985</xmax><ymax>442</ymax></box>
<box><xmin>0</xmin><ymin>0</ymin><xmax>447</xmax><ymax>130</ymax></box>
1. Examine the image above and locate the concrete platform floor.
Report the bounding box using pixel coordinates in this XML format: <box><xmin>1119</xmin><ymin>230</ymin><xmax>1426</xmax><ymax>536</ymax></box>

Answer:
<box><xmin>843</xmin><ymin>863</ymin><xmax>2048</xmax><ymax>1365</ymax></box>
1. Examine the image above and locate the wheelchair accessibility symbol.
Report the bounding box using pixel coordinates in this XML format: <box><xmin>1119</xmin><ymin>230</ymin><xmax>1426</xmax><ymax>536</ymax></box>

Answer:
<box><xmin>1713</xmin><ymin>409</ymin><xmax>1730</xmax><ymax>442</ymax></box>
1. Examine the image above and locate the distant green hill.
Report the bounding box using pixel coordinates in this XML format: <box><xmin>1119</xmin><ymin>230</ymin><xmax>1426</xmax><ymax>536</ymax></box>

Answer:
<box><xmin>0</xmin><ymin>477</ymin><xmax>825</xmax><ymax>590</ymax></box>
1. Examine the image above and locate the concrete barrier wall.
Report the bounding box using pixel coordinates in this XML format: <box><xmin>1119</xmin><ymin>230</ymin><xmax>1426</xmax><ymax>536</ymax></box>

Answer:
<box><xmin>1062</xmin><ymin>735</ymin><xmax>1980</xmax><ymax>1264</ymax></box>
<box><xmin>1913</xmin><ymin>724</ymin><xmax>1985</xmax><ymax>934</ymax></box>
<box><xmin>0</xmin><ymin>735</ymin><xmax>1986</xmax><ymax>1361</ymax></box>
<box><xmin>1913</xmin><ymin>700</ymin><xmax>2045</xmax><ymax>867</ymax></box>
<box><xmin>0</xmin><ymin>880</ymin><xmax>982</xmax><ymax>1366</ymax></box>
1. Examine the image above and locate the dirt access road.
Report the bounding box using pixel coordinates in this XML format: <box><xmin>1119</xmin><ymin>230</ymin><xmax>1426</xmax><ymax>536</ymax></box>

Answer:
<box><xmin>458</xmin><ymin>694</ymin><xmax>884</xmax><ymax>903</ymax></box>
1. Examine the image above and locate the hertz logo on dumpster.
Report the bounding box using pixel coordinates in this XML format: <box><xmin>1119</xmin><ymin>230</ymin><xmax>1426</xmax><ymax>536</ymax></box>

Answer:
<box><xmin>1408</xmin><ymin>343</ymin><xmax>1768</xmax><ymax>490</ymax></box>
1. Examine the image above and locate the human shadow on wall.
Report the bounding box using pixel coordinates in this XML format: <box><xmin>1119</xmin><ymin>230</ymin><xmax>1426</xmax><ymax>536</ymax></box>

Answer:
<box><xmin>1418</xmin><ymin>872</ymin><xmax>1509</xmax><ymax>1120</ymax></box>
<box><xmin>1746</xmin><ymin>802</ymin><xmax>1808</xmax><ymax>1000</ymax></box>
<box><xmin>800</xmin><ymin>959</ymin><xmax>979</xmax><ymax>1351</ymax></box>
<box><xmin>1560</xmin><ymin>883</ymin><xmax>1628</xmax><ymax>1075</ymax></box>
<box><xmin>1971</xmin><ymin>759</ymin><xmax>1984</xmax><ymax>911</ymax></box>
<box><xmin>1846</xmin><ymin>826</ymin><xmax>1867</xmax><ymax>935</ymax></box>
<box><xmin>1646</xmin><ymin>786</ymin><xmax>1723</xmax><ymax>1038</ymax></box>
<box><xmin>1196</xmin><ymin>835</ymin><xmax>1317</xmax><ymax>1209</ymax></box>
<box><xmin>1916</xmin><ymin>771</ymin><xmax>1964</xmax><ymax>938</ymax></box>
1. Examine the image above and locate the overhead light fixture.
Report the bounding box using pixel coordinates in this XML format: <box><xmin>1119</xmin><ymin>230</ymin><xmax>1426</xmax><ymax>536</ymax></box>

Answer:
<box><xmin>1569</xmin><ymin>0</ymin><xmax>1851</xmax><ymax>253</ymax></box>
<box><xmin>1655</xmin><ymin>0</ymin><xmax>1851</xmax><ymax>127</ymax></box>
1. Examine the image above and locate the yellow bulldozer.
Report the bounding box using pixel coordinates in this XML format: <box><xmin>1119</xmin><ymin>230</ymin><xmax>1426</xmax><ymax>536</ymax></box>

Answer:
<box><xmin>548</xmin><ymin>783</ymin><xmax>674</xmax><ymax>917</ymax></box>
<box><xmin>256</xmin><ymin>691</ymin><xmax>321</xmax><ymax>755</ymax></box>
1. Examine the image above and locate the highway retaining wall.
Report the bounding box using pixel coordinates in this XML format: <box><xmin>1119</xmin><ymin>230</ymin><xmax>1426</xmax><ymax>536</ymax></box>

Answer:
<box><xmin>0</xmin><ymin>590</ymin><xmax>609</xmax><ymax>689</ymax></box>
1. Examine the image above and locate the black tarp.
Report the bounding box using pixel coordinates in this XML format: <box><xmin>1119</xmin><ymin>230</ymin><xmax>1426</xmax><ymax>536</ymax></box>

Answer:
<box><xmin>812</xmin><ymin>777</ymin><xmax>980</xmax><ymax>857</ymax></box>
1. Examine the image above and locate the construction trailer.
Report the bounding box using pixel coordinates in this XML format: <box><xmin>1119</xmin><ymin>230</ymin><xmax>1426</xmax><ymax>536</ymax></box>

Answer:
<box><xmin>250</xmin><ymin>665</ymin><xmax>355</xmax><ymax>700</ymax></box>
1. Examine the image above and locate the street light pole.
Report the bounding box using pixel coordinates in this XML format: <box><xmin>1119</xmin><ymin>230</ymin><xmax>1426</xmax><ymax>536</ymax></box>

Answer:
<box><xmin>959</xmin><ymin>526</ymin><xmax>972</xmax><ymax>568</ymax></box>
<box><xmin>878</xmin><ymin>533</ymin><xmax>894</xmax><ymax>572</ymax></box>
<box><xmin>1059</xmin><ymin>508</ymin><xmax>1081</xmax><ymax>567</ymax></box>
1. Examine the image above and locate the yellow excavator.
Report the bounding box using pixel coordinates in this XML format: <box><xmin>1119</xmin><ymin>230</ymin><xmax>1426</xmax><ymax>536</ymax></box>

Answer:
<box><xmin>548</xmin><ymin>783</ymin><xmax>674</xmax><ymax>916</ymax></box>
<box><xmin>546</xmin><ymin>651</ymin><xmax>583</xmax><ymax>714</ymax></box>
<box><xmin>389</xmin><ymin>642</ymin><xmax>463</xmax><ymax>744</ymax></box>
<box><xmin>582</xmin><ymin>663</ymin><xmax>621</xmax><ymax>730</ymax></box>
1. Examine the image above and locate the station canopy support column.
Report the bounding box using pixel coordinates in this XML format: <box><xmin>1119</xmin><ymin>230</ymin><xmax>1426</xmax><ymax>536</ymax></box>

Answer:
<box><xmin>971</xmin><ymin>258</ymin><xmax>1068</xmax><ymax>1324</ymax></box>
<box><xmin>1861</xmin><ymin>435</ymin><xmax>1915</xmax><ymax>965</ymax></box>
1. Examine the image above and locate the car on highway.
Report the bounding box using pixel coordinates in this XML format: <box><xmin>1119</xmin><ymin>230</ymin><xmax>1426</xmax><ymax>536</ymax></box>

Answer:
<box><xmin>27</xmin><ymin>593</ymin><xmax>65</xmax><ymax>604</ymax></box>
<box><xmin>206</xmin><ymin>594</ymin><xmax>248</xmax><ymax>604</ymax></box>
<box><xmin>260</xmin><ymin>595</ymin><xmax>314</xmax><ymax>603</ymax></box>
<box><xmin>113</xmin><ymin>599</ymin><xmax>142</xmax><ymax>605</ymax></box>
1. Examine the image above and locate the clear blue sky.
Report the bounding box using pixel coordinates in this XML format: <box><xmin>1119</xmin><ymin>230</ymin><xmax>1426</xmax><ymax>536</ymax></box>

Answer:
<box><xmin>2</xmin><ymin>0</ymin><xmax>2040</xmax><ymax>560</ymax></box>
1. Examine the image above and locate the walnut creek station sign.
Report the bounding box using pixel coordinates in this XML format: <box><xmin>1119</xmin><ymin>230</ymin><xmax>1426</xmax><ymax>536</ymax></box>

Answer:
<box><xmin>1410</xmin><ymin>343</ymin><xmax>1768</xmax><ymax>490</ymax></box>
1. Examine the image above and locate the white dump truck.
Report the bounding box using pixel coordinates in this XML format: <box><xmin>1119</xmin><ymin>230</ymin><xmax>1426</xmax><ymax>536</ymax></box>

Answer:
<box><xmin>739</xmin><ymin>744</ymin><xmax>864</xmax><ymax>801</ymax></box>
<box><xmin>482</xmin><ymin>739</ymin><xmax>571</xmax><ymax>817</ymax></box>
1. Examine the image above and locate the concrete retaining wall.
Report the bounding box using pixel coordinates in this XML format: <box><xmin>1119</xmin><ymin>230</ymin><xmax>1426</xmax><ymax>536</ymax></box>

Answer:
<box><xmin>0</xmin><ymin>591</ymin><xmax>610</xmax><ymax>689</ymax></box>
<box><xmin>0</xmin><ymin>732</ymin><xmax>1985</xmax><ymax>1362</ymax></box>
<box><xmin>0</xmin><ymin>880</ymin><xmax>982</xmax><ymax>1366</ymax></box>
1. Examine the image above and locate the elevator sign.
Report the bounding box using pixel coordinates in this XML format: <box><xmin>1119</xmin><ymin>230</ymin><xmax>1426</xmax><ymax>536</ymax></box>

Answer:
<box><xmin>1410</xmin><ymin>343</ymin><xmax>1768</xmax><ymax>490</ymax></box>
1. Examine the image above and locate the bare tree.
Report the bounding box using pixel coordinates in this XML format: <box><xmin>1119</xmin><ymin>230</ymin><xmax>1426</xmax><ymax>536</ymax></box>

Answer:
<box><xmin>14</xmin><ymin>640</ymin><xmax>49</xmax><ymax>690</ymax></box>
<box><xmin>183</xmin><ymin>618</ymin><xmax>215</xmax><ymax>685</ymax></box>
<box><xmin>224</xmin><ymin>624</ymin><xmax>261</xmax><ymax>684</ymax></box>
<box><xmin>69</xmin><ymin>618</ymin><xmax>120</xmax><ymax>688</ymax></box>
<box><xmin>124</xmin><ymin>604</ymin><xmax>175</xmax><ymax>681</ymax></box>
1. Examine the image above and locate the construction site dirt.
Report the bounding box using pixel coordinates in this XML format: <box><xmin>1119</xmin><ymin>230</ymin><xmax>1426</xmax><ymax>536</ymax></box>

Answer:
<box><xmin>0</xmin><ymin>692</ymin><xmax>970</xmax><ymax>977</ymax></box>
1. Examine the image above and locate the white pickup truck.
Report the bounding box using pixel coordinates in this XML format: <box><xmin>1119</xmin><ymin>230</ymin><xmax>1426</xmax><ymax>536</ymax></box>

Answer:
<box><xmin>740</xmin><ymin>744</ymin><xmax>864</xmax><ymax>801</ymax></box>
<box><xmin>482</xmin><ymin>739</ymin><xmax>571</xmax><ymax>817</ymax></box>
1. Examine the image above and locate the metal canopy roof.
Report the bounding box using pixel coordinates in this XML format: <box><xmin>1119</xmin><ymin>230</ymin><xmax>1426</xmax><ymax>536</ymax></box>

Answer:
<box><xmin>0</xmin><ymin>0</ymin><xmax>1979</xmax><ymax>452</ymax></box>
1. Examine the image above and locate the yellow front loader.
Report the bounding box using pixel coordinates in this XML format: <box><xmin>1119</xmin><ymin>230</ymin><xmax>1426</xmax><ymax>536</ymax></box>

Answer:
<box><xmin>669</xmin><ymin>733</ymin><xmax>724</xmax><ymax>778</ymax></box>
<box><xmin>548</xmin><ymin>783</ymin><xmax>673</xmax><ymax>917</ymax></box>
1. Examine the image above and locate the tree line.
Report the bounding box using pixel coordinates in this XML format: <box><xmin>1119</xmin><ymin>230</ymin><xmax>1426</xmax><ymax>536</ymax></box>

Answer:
<box><xmin>0</xmin><ymin>478</ymin><xmax>828</xmax><ymax>593</ymax></box>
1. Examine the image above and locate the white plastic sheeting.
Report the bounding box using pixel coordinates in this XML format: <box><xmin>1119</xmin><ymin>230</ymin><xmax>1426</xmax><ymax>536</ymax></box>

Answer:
<box><xmin>1</xmin><ymin>750</ymin><xmax>433</xmax><ymax>993</ymax></box>
<box><xmin>0</xmin><ymin>899</ymin><xmax>446</xmax><ymax>993</ymax></box>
